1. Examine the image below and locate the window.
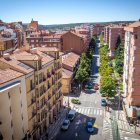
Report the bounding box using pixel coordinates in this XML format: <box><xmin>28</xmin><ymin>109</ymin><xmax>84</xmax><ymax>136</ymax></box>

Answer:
<box><xmin>31</xmin><ymin>40</ymin><xmax>34</xmax><ymax>42</ymax></box>
<box><xmin>134</xmin><ymin>34</ymin><xmax>138</xmax><ymax>39</ymax></box>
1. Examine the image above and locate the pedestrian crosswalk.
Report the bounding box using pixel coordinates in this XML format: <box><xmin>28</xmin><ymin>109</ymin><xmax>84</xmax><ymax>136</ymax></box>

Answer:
<box><xmin>124</xmin><ymin>137</ymin><xmax>140</xmax><ymax>140</ymax></box>
<box><xmin>102</xmin><ymin>118</ymin><xmax>113</xmax><ymax>140</ymax></box>
<box><xmin>74</xmin><ymin>107</ymin><xmax>103</xmax><ymax>116</ymax></box>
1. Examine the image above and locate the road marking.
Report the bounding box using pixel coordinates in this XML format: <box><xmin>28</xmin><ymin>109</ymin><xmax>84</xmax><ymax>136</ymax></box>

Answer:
<box><xmin>78</xmin><ymin>108</ymin><xmax>82</xmax><ymax>113</ymax></box>
<box><xmin>87</xmin><ymin>108</ymin><xmax>90</xmax><ymax>114</ymax></box>
<box><xmin>93</xmin><ymin>109</ymin><xmax>96</xmax><ymax>115</ymax></box>
<box><xmin>96</xmin><ymin>110</ymin><xmax>99</xmax><ymax>115</ymax></box>
<box><xmin>100</xmin><ymin>110</ymin><xmax>103</xmax><ymax>115</ymax></box>
<box><xmin>124</xmin><ymin>137</ymin><xmax>140</xmax><ymax>140</ymax></box>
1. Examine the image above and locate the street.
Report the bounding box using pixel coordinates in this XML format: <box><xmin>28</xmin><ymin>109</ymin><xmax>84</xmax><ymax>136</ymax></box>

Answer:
<box><xmin>55</xmin><ymin>40</ymin><xmax>105</xmax><ymax>140</ymax></box>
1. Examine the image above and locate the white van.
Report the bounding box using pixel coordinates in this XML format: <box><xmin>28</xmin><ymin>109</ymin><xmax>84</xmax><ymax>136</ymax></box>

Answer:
<box><xmin>68</xmin><ymin>110</ymin><xmax>76</xmax><ymax>121</ymax></box>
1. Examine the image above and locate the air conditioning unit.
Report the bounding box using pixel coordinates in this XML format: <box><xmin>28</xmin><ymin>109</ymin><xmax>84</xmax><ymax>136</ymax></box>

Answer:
<box><xmin>133</xmin><ymin>56</ymin><xmax>136</xmax><ymax>61</ymax></box>
<box><xmin>134</xmin><ymin>46</ymin><xmax>137</xmax><ymax>51</ymax></box>
<box><xmin>131</xmin><ymin>88</ymin><xmax>134</xmax><ymax>92</ymax></box>
<box><xmin>131</xmin><ymin>77</ymin><xmax>134</xmax><ymax>82</ymax></box>
<box><xmin>132</xmin><ymin>67</ymin><xmax>135</xmax><ymax>72</ymax></box>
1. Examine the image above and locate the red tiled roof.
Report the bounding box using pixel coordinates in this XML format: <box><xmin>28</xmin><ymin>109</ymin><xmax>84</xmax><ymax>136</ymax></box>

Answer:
<box><xmin>62</xmin><ymin>52</ymin><xmax>80</xmax><ymax>68</ymax></box>
<box><xmin>0</xmin><ymin>68</ymin><xmax>23</xmax><ymax>84</ymax></box>
<box><xmin>62</xmin><ymin>68</ymin><xmax>73</xmax><ymax>78</ymax></box>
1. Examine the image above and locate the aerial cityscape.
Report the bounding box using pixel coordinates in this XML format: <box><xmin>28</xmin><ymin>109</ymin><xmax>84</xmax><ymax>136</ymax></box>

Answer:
<box><xmin>0</xmin><ymin>0</ymin><xmax>140</xmax><ymax>140</ymax></box>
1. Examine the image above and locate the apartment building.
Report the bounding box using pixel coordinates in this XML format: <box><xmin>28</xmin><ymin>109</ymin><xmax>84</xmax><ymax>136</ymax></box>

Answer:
<box><xmin>0</xmin><ymin>46</ymin><xmax>63</xmax><ymax>139</ymax></box>
<box><xmin>62</xmin><ymin>52</ymin><xmax>80</xmax><ymax>95</ymax></box>
<box><xmin>0</xmin><ymin>54</ymin><xmax>37</xmax><ymax>139</ymax></box>
<box><xmin>123</xmin><ymin>20</ymin><xmax>140</xmax><ymax>120</ymax></box>
<box><xmin>108</xmin><ymin>25</ymin><xmax>125</xmax><ymax>56</ymax></box>
<box><xmin>104</xmin><ymin>25</ymin><xmax>110</xmax><ymax>45</ymax></box>
<box><xmin>0</xmin><ymin>38</ymin><xmax>17</xmax><ymax>56</ymax></box>
<box><xmin>26</xmin><ymin>34</ymin><xmax>63</xmax><ymax>50</ymax></box>
<box><xmin>62</xmin><ymin>31</ymin><xmax>89</xmax><ymax>55</ymax></box>
<box><xmin>0</xmin><ymin>22</ymin><xmax>24</xmax><ymax>56</ymax></box>
<box><xmin>0</xmin><ymin>68</ymin><xmax>28</xmax><ymax>140</ymax></box>
<box><xmin>93</xmin><ymin>24</ymin><xmax>105</xmax><ymax>35</ymax></box>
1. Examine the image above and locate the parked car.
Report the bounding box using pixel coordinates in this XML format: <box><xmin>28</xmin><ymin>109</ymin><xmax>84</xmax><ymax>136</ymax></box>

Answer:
<box><xmin>61</xmin><ymin>119</ymin><xmax>70</xmax><ymax>130</ymax></box>
<box><xmin>101</xmin><ymin>99</ymin><xmax>107</xmax><ymax>106</ymax></box>
<box><xmin>94</xmin><ymin>85</ymin><xmax>99</xmax><ymax>90</ymax></box>
<box><xmin>86</xmin><ymin>122</ymin><xmax>94</xmax><ymax>133</ymax></box>
<box><xmin>68</xmin><ymin>110</ymin><xmax>76</xmax><ymax>121</ymax></box>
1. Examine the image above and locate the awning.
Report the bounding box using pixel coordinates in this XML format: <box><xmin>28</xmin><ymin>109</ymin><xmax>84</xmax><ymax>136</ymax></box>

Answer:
<box><xmin>0</xmin><ymin>81</ymin><xmax>21</xmax><ymax>93</ymax></box>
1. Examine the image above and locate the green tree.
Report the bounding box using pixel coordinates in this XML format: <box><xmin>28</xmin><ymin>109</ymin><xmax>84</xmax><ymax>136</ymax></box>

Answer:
<box><xmin>100</xmin><ymin>76</ymin><xmax>116</xmax><ymax>98</ymax></box>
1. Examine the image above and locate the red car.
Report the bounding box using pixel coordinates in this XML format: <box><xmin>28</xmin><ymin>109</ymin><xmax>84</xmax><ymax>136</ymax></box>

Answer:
<box><xmin>94</xmin><ymin>85</ymin><xmax>99</xmax><ymax>90</ymax></box>
<box><xmin>93</xmin><ymin>83</ymin><xmax>99</xmax><ymax>90</ymax></box>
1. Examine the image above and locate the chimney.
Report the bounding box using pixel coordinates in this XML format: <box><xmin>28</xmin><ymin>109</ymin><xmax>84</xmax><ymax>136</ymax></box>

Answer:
<box><xmin>30</xmin><ymin>48</ymin><xmax>37</xmax><ymax>54</ymax></box>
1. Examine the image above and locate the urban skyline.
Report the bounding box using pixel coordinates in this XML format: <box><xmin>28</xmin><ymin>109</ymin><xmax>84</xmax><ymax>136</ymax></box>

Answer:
<box><xmin>0</xmin><ymin>0</ymin><xmax>140</xmax><ymax>25</ymax></box>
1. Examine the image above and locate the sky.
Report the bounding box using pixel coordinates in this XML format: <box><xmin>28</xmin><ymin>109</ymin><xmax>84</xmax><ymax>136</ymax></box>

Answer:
<box><xmin>0</xmin><ymin>0</ymin><xmax>140</xmax><ymax>25</ymax></box>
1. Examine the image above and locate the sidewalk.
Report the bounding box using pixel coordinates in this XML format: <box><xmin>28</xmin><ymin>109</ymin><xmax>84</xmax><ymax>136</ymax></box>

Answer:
<box><xmin>116</xmin><ymin>110</ymin><xmax>135</xmax><ymax>133</ymax></box>
<box><xmin>102</xmin><ymin>110</ymin><xmax>113</xmax><ymax>140</ymax></box>
<box><xmin>48</xmin><ymin>108</ymin><xmax>68</xmax><ymax>140</ymax></box>
<box><xmin>41</xmin><ymin>107</ymin><xmax>68</xmax><ymax>140</ymax></box>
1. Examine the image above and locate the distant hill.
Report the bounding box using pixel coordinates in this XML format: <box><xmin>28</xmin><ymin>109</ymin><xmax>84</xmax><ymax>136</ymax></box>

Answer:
<box><xmin>23</xmin><ymin>20</ymin><xmax>134</xmax><ymax>30</ymax></box>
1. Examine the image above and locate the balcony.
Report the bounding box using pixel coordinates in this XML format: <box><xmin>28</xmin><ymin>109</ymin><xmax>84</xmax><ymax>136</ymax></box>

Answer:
<box><xmin>53</xmin><ymin>100</ymin><xmax>56</xmax><ymax>105</ymax></box>
<box><xmin>33</xmin><ymin>122</ymin><xmax>38</xmax><ymax>130</ymax></box>
<box><xmin>58</xmin><ymin>83</ymin><xmax>62</xmax><ymax>90</ymax></box>
<box><xmin>45</xmin><ymin>100</ymin><xmax>48</xmax><ymax>105</ymax></box>
<box><xmin>52</xmin><ymin>91</ymin><xmax>55</xmax><ymax>96</ymax></box>
<box><xmin>30</xmin><ymin>83</ymin><xmax>35</xmax><ymax>91</ymax></box>
<box><xmin>43</xmin><ymin>76</ymin><xmax>46</xmax><ymax>81</ymax></box>
<box><xmin>32</xmin><ymin>110</ymin><xmax>37</xmax><ymax>117</ymax></box>
<box><xmin>48</xmin><ymin>105</ymin><xmax>51</xmax><ymax>110</ymax></box>
<box><xmin>48</xmin><ymin>94</ymin><xmax>51</xmax><ymax>100</ymax></box>
<box><xmin>48</xmin><ymin>83</ymin><xmax>51</xmax><ymax>89</ymax></box>
<box><xmin>43</xmin><ymin>87</ymin><xmax>47</xmax><ymax>93</ymax></box>
<box><xmin>52</xmin><ymin>69</ymin><xmax>55</xmax><ymax>75</ymax></box>
<box><xmin>47</xmin><ymin>73</ymin><xmax>51</xmax><ymax>78</ymax></box>
<box><xmin>39</xmin><ymin>79</ymin><xmax>43</xmax><ymax>84</ymax></box>
<box><xmin>40</xmin><ymin>91</ymin><xmax>43</xmax><ymax>97</ymax></box>
<box><xmin>52</xmin><ymin>80</ymin><xmax>55</xmax><ymax>85</ymax></box>
<box><xmin>31</xmin><ymin>97</ymin><xmax>36</xmax><ymax>104</ymax></box>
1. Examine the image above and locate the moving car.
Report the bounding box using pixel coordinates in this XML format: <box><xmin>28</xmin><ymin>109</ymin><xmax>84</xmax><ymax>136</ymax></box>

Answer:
<box><xmin>68</xmin><ymin>110</ymin><xmax>76</xmax><ymax>121</ymax></box>
<box><xmin>61</xmin><ymin>119</ymin><xmax>70</xmax><ymax>130</ymax></box>
<box><xmin>86</xmin><ymin>122</ymin><xmax>94</xmax><ymax>133</ymax></box>
<box><xmin>101</xmin><ymin>99</ymin><xmax>107</xmax><ymax>106</ymax></box>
